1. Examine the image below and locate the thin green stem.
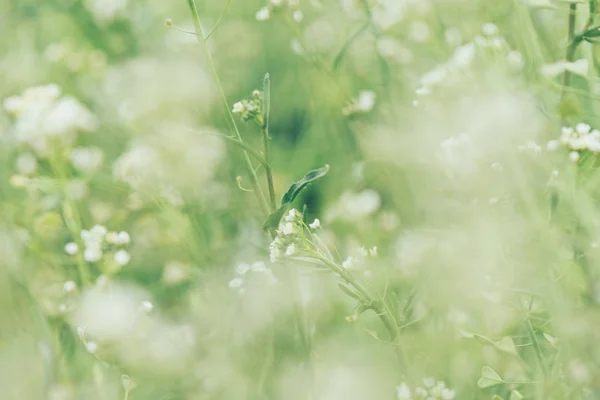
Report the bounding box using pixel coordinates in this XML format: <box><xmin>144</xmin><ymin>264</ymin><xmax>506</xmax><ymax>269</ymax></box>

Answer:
<box><xmin>262</xmin><ymin>125</ymin><xmax>276</xmax><ymax>212</ymax></box>
<box><xmin>525</xmin><ymin>299</ymin><xmax>549</xmax><ymax>379</ymax></box>
<box><xmin>186</xmin><ymin>0</ymin><xmax>270</xmax><ymax>218</ymax></box>
<box><xmin>562</xmin><ymin>4</ymin><xmax>579</xmax><ymax>100</ymax></box>
<box><xmin>49</xmin><ymin>143</ymin><xmax>91</xmax><ymax>286</ymax></box>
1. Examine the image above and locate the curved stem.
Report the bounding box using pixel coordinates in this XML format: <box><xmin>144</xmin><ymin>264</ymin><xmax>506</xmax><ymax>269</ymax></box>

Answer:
<box><xmin>186</xmin><ymin>0</ymin><xmax>270</xmax><ymax>218</ymax></box>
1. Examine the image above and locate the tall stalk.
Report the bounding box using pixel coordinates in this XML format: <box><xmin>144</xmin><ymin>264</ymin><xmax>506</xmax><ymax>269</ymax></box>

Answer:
<box><xmin>186</xmin><ymin>0</ymin><xmax>270</xmax><ymax>218</ymax></box>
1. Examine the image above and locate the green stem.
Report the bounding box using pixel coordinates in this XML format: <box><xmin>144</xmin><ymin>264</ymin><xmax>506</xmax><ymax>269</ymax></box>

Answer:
<box><xmin>525</xmin><ymin>310</ymin><xmax>549</xmax><ymax>379</ymax></box>
<box><xmin>562</xmin><ymin>4</ymin><xmax>579</xmax><ymax>100</ymax></box>
<box><xmin>186</xmin><ymin>0</ymin><xmax>270</xmax><ymax>218</ymax></box>
<box><xmin>262</xmin><ymin>125</ymin><xmax>276</xmax><ymax>212</ymax></box>
<box><xmin>49</xmin><ymin>143</ymin><xmax>91</xmax><ymax>286</ymax></box>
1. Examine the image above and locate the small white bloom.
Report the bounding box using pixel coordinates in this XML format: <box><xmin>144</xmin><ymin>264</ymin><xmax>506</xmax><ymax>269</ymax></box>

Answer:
<box><xmin>77</xmin><ymin>327</ymin><xmax>85</xmax><ymax>340</ymax></box>
<box><xmin>423</xmin><ymin>377</ymin><xmax>435</xmax><ymax>388</ymax></box>
<box><xmin>251</xmin><ymin>261</ymin><xmax>267</xmax><ymax>272</ymax></box>
<box><xmin>292</xmin><ymin>10</ymin><xmax>304</xmax><ymax>22</ymax></box>
<box><xmin>356</xmin><ymin>90</ymin><xmax>376</xmax><ymax>112</ymax></box>
<box><xmin>255</xmin><ymin>7</ymin><xmax>270</xmax><ymax>21</ymax></box>
<box><xmin>15</xmin><ymin>153</ymin><xmax>38</xmax><ymax>175</ymax></box>
<box><xmin>396</xmin><ymin>383</ymin><xmax>411</xmax><ymax>400</ymax></box>
<box><xmin>141</xmin><ymin>301</ymin><xmax>153</xmax><ymax>312</ymax></box>
<box><xmin>369</xmin><ymin>246</ymin><xmax>378</xmax><ymax>256</ymax></box>
<box><xmin>84</xmin><ymin>247</ymin><xmax>103</xmax><ymax>262</ymax></box>
<box><xmin>282</xmin><ymin>222</ymin><xmax>296</xmax><ymax>236</ymax></box>
<box><xmin>358</xmin><ymin>246</ymin><xmax>368</xmax><ymax>257</ymax></box>
<box><xmin>342</xmin><ymin>257</ymin><xmax>353</xmax><ymax>269</ymax></box>
<box><xmin>85</xmin><ymin>341</ymin><xmax>97</xmax><ymax>354</ymax></box>
<box><xmin>117</xmin><ymin>231</ymin><xmax>130</xmax><ymax>244</ymax></box>
<box><xmin>576</xmin><ymin>123</ymin><xmax>591</xmax><ymax>134</ymax></box>
<box><xmin>114</xmin><ymin>250</ymin><xmax>131</xmax><ymax>265</ymax></box>
<box><xmin>309</xmin><ymin>218</ymin><xmax>321</xmax><ymax>229</ymax></box>
<box><xmin>236</xmin><ymin>263</ymin><xmax>251</xmax><ymax>275</ymax></box>
<box><xmin>58</xmin><ymin>304</ymin><xmax>68</xmax><ymax>313</ymax></box>
<box><xmin>64</xmin><ymin>242</ymin><xmax>79</xmax><ymax>255</ymax></box>
<box><xmin>63</xmin><ymin>280</ymin><xmax>77</xmax><ymax>293</ymax></box>
<box><xmin>482</xmin><ymin>23</ymin><xmax>499</xmax><ymax>36</ymax></box>
<box><xmin>285</xmin><ymin>243</ymin><xmax>296</xmax><ymax>256</ymax></box>
<box><xmin>232</xmin><ymin>101</ymin><xmax>245</xmax><ymax>113</ymax></box>
<box><xmin>546</xmin><ymin>140</ymin><xmax>561</xmax><ymax>151</ymax></box>
<box><xmin>570</xmin><ymin>151</ymin><xmax>580</xmax><ymax>163</ymax></box>
<box><xmin>228</xmin><ymin>277</ymin><xmax>244</xmax><ymax>289</ymax></box>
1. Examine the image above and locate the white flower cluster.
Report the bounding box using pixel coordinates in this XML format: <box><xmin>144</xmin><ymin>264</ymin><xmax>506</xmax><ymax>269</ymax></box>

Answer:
<box><xmin>415</xmin><ymin>23</ymin><xmax>522</xmax><ymax>100</ymax></box>
<box><xmin>3</xmin><ymin>84</ymin><xmax>98</xmax><ymax>157</ymax></box>
<box><xmin>269</xmin><ymin>209</ymin><xmax>305</xmax><ymax>262</ymax></box>
<box><xmin>228</xmin><ymin>261</ymin><xmax>278</xmax><ymax>293</ymax></box>
<box><xmin>65</xmin><ymin>225</ymin><xmax>131</xmax><ymax>265</ymax></box>
<box><xmin>255</xmin><ymin>0</ymin><xmax>302</xmax><ymax>22</ymax></box>
<box><xmin>556</xmin><ymin>123</ymin><xmax>600</xmax><ymax>158</ymax></box>
<box><xmin>342</xmin><ymin>90</ymin><xmax>376</xmax><ymax>116</ymax></box>
<box><xmin>397</xmin><ymin>378</ymin><xmax>456</xmax><ymax>400</ymax></box>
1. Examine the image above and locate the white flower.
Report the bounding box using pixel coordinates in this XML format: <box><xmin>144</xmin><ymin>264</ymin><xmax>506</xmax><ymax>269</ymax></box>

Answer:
<box><xmin>117</xmin><ymin>231</ymin><xmax>130</xmax><ymax>244</ymax></box>
<box><xmin>141</xmin><ymin>301</ymin><xmax>153</xmax><ymax>312</ymax></box>
<box><xmin>256</xmin><ymin>7</ymin><xmax>270</xmax><ymax>21</ymax></box>
<box><xmin>282</xmin><ymin>222</ymin><xmax>297</xmax><ymax>236</ymax></box>
<box><xmin>576</xmin><ymin>123</ymin><xmax>591</xmax><ymax>134</ymax></box>
<box><xmin>114</xmin><ymin>250</ymin><xmax>131</xmax><ymax>265</ymax></box>
<box><xmin>85</xmin><ymin>341</ymin><xmax>98</xmax><ymax>353</ymax></box>
<box><xmin>309</xmin><ymin>218</ymin><xmax>321</xmax><ymax>230</ymax></box>
<box><xmin>292</xmin><ymin>10</ymin><xmax>304</xmax><ymax>22</ymax></box>
<box><xmin>251</xmin><ymin>261</ymin><xmax>267</xmax><ymax>272</ymax></box>
<box><xmin>64</xmin><ymin>242</ymin><xmax>79</xmax><ymax>255</ymax></box>
<box><xmin>369</xmin><ymin>246</ymin><xmax>378</xmax><ymax>256</ymax></box>
<box><xmin>423</xmin><ymin>377</ymin><xmax>435</xmax><ymax>388</ymax></box>
<box><xmin>356</xmin><ymin>90</ymin><xmax>376</xmax><ymax>112</ymax></box>
<box><xmin>15</xmin><ymin>153</ymin><xmax>38</xmax><ymax>175</ymax></box>
<box><xmin>396</xmin><ymin>383</ymin><xmax>411</xmax><ymax>400</ymax></box>
<box><xmin>232</xmin><ymin>101</ymin><xmax>245</xmax><ymax>113</ymax></box>
<box><xmin>342</xmin><ymin>257</ymin><xmax>353</xmax><ymax>269</ymax></box>
<box><xmin>490</xmin><ymin>162</ymin><xmax>502</xmax><ymax>171</ymax></box>
<box><xmin>228</xmin><ymin>277</ymin><xmax>244</xmax><ymax>289</ymax></box>
<box><xmin>236</xmin><ymin>263</ymin><xmax>250</xmax><ymax>275</ymax></box>
<box><xmin>84</xmin><ymin>247</ymin><xmax>103</xmax><ymax>262</ymax></box>
<box><xmin>482</xmin><ymin>23</ymin><xmax>499</xmax><ymax>36</ymax></box>
<box><xmin>63</xmin><ymin>280</ymin><xmax>77</xmax><ymax>293</ymax></box>
<box><xmin>76</xmin><ymin>327</ymin><xmax>86</xmax><ymax>340</ymax></box>
<box><xmin>452</xmin><ymin>43</ymin><xmax>476</xmax><ymax>67</ymax></box>
<box><xmin>546</xmin><ymin>140</ymin><xmax>561</xmax><ymax>151</ymax></box>
<box><xmin>570</xmin><ymin>151</ymin><xmax>580</xmax><ymax>163</ymax></box>
<box><xmin>285</xmin><ymin>243</ymin><xmax>296</xmax><ymax>256</ymax></box>
<box><xmin>70</xmin><ymin>147</ymin><xmax>103</xmax><ymax>173</ymax></box>
<box><xmin>441</xmin><ymin>388</ymin><xmax>456</xmax><ymax>399</ymax></box>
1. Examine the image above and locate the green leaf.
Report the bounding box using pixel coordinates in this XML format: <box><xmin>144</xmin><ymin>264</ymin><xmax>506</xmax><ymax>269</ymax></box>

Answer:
<box><xmin>263</xmin><ymin>165</ymin><xmax>330</xmax><ymax>231</ymax></box>
<box><xmin>281</xmin><ymin>165</ymin><xmax>330</xmax><ymax>205</ymax></box>
<box><xmin>510</xmin><ymin>390</ymin><xmax>524</xmax><ymax>400</ymax></box>
<box><xmin>582</xmin><ymin>26</ymin><xmax>600</xmax><ymax>42</ymax></box>
<box><xmin>477</xmin><ymin>366</ymin><xmax>503</xmax><ymax>389</ymax></box>
<box><xmin>492</xmin><ymin>396</ymin><xmax>504</xmax><ymax>400</ymax></box>
<box><xmin>494</xmin><ymin>336</ymin><xmax>518</xmax><ymax>356</ymax></box>
<box><xmin>543</xmin><ymin>332</ymin><xmax>560</xmax><ymax>349</ymax></box>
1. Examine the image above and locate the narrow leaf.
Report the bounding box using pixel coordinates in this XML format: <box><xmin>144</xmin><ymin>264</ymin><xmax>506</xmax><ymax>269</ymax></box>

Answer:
<box><xmin>263</xmin><ymin>165</ymin><xmax>330</xmax><ymax>231</ymax></box>
<box><xmin>281</xmin><ymin>165</ymin><xmax>330</xmax><ymax>205</ymax></box>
